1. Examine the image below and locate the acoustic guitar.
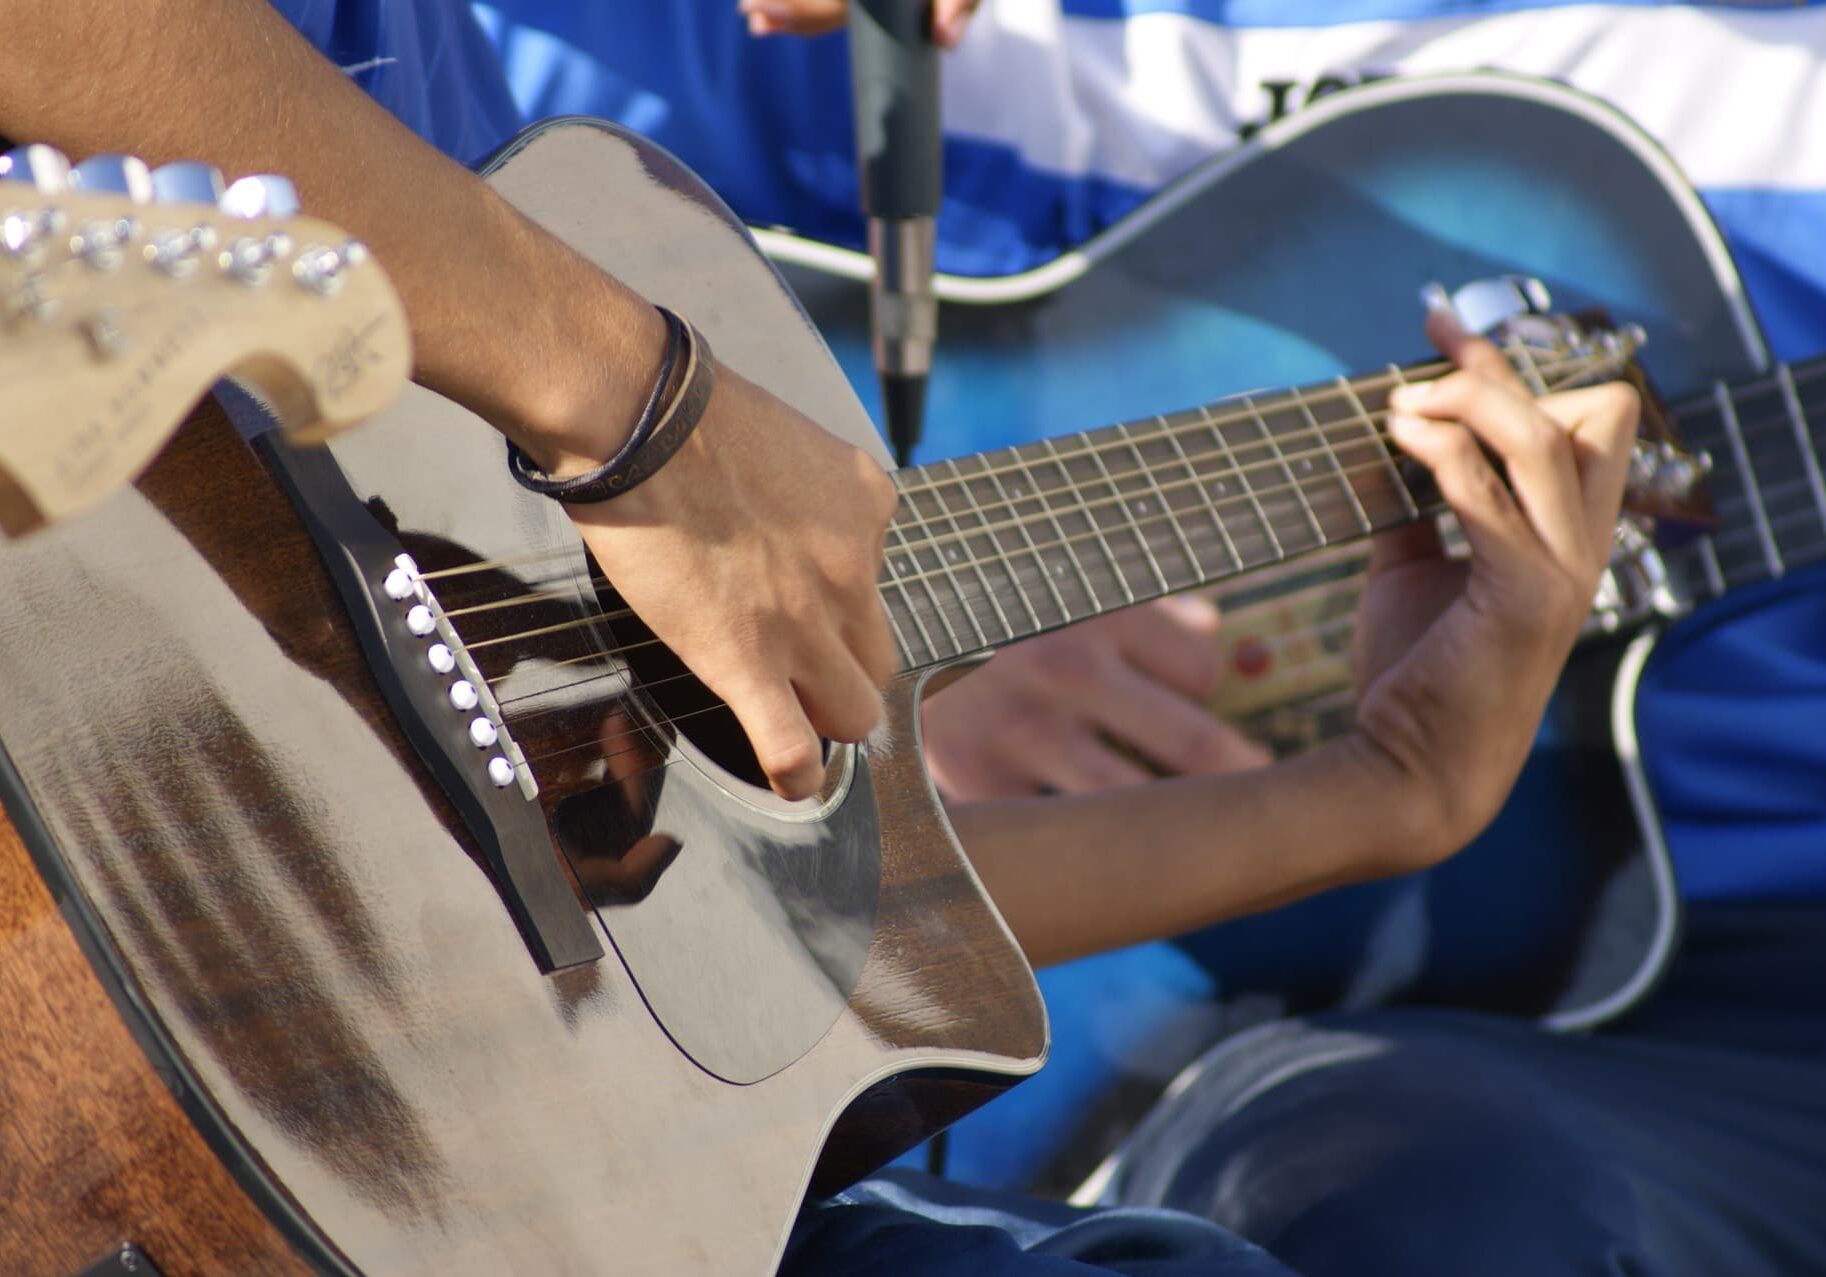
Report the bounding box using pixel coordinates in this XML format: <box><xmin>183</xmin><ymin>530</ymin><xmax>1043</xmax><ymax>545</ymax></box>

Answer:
<box><xmin>0</xmin><ymin>117</ymin><xmax>1695</xmax><ymax>1275</ymax></box>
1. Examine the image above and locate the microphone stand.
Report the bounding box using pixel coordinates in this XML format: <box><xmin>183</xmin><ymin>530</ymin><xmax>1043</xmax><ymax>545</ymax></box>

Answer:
<box><xmin>848</xmin><ymin>0</ymin><xmax>941</xmax><ymax>468</ymax></box>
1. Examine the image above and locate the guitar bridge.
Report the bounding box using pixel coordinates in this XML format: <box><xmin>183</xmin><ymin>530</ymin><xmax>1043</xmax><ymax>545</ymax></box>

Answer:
<box><xmin>257</xmin><ymin>431</ymin><xmax>603</xmax><ymax>972</ymax></box>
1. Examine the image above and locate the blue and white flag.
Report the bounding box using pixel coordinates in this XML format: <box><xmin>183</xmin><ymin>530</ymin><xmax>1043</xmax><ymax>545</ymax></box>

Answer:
<box><xmin>474</xmin><ymin>0</ymin><xmax>1826</xmax><ymax>360</ymax></box>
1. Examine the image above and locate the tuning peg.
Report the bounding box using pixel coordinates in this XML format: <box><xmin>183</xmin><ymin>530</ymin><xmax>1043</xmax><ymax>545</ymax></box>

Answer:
<box><xmin>1433</xmin><ymin>276</ymin><xmax>1554</xmax><ymax>338</ymax></box>
<box><xmin>291</xmin><ymin>240</ymin><xmax>369</xmax><ymax>295</ymax></box>
<box><xmin>71</xmin><ymin>154</ymin><xmax>155</xmax><ymax>204</ymax></box>
<box><xmin>219</xmin><ymin>174</ymin><xmax>299</xmax><ymax>220</ymax></box>
<box><xmin>150</xmin><ymin>161</ymin><xmax>226</xmax><ymax>206</ymax></box>
<box><xmin>0</xmin><ymin>144</ymin><xmax>73</xmax><ymax>193</ymax></box>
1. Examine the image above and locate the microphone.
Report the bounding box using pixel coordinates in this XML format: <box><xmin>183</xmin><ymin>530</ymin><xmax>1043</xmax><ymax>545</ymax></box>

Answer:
<box><xmin>848</xmin><ymin>0</ymin><xmax>941</xmax><ymax>467</ymax></box>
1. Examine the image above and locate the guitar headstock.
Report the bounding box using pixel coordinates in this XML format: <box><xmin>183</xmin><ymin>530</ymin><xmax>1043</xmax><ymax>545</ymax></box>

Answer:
<box><xmin>0</xmin><ymin>145</ymin><xmax>410</xmax><ymax>536</ymax></box>
<box><xmin>1445</xmin><ymin>275</ymin><xmax>1717</xmax><ymax>628</ymax></box>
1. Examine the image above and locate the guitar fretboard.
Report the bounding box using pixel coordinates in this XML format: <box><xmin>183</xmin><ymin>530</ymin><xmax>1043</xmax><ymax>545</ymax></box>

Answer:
<box><xmin>877</xmin><ymin>367</ymin><xmax>1435</xmax><ymax>669</ymax></box>
<box><xmin>1665</xmin><ymin>355</ymin><xmax>1826</xmax><ymax>601</ymax></box>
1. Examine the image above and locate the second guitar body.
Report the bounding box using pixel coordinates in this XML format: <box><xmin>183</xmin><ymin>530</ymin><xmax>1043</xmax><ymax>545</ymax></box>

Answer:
<box><xmin>767</xmin><ymin>71</ymin><xmax>1824</xmax><ymax>1190</ymax></box>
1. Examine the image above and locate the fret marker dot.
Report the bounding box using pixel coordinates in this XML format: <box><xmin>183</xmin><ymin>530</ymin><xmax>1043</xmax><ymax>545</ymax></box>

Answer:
<box><xmin>1133</xmin><ymin>500</ymin><xmax>1149</xmax><ymax>515</ymax></box>
<box><xmin>1301</xmin><ymin>459</ymin><xmax>1316</xmax><ymax>472</ymax></box>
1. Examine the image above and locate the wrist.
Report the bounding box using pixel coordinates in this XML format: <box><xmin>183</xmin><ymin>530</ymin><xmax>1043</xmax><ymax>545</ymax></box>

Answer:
<box><xmin>1319</xmin><ymin>732</ymin><xmax>1455</xmax><ymax>877</ymax></box>
<box><xmin>504</xmin><ymin>290</ymin><xmax>671</xmax><ymax>480</ymax></box>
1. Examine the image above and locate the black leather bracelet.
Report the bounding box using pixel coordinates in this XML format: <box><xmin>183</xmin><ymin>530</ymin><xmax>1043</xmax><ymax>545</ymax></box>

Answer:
<box><xmin>506</xmin><ymin>305</ymin><xmax>714</xmax><ymax>504</ymax></box>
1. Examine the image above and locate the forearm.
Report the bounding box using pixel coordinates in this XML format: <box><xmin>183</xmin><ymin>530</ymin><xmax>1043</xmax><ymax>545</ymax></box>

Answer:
<box><xmin>0</xmin><ymin>0</ymin><xmax>655</xmax><ymax>470</ymax></box>
<box><xmin>947</xmin><ymin>734</ymin><xmax>1431</xmax><ymax>968</ymax></box>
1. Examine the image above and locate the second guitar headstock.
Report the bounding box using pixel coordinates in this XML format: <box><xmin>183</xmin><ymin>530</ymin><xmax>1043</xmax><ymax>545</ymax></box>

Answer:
<box><xmin>0</xmin><ymin>146</ymin><xmax>411</xmax><ymax>536</ymax></box>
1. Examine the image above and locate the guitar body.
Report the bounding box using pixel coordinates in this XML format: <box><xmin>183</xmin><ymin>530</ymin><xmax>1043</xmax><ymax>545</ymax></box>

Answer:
<box><xmin>0</xmin><ymin>122</ymin><xmax>1043</xmax><ymax>1275</ymax></box>
<box><xmin>767</xmin><ymin>72</ymin><xmax>1773</xmax><ymax>1188</ymax></box>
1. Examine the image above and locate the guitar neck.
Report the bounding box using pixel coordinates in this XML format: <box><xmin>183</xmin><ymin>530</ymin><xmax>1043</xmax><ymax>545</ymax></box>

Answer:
<box><xmin>1664</xmin><ymin>354</ymin><xmax>1826</xmax><ymax>603</ymax></box>
<box><xmin>881</xmin><ymin>363</ymin><xmax>1438</xmax><ymax>670</ymax></box>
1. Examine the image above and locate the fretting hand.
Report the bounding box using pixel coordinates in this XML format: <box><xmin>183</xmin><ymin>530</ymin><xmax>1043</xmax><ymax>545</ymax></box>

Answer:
<box><xmin>921</xmin><ymin>595</ymin><xmax>1271</xmax><ymax>800</ymax></box>
<box><xmin>1349</xmin><ymin>311</ymin><xmax>1639</xmax><ymax>861</ymax></box>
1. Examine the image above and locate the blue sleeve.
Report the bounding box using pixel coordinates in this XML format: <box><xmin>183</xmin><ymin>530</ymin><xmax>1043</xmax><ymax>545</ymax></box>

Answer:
<box><xmin>268</xmin><ymin>0</ymin><xmax>525</xmax><ymax>163</ymax></box>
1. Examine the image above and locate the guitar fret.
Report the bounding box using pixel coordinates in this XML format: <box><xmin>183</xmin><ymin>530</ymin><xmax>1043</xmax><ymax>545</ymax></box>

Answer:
<box><xmin>1716</xmin><ymin>381</ymin><xmax>1784</xmax><ymax>579</ymax></box>
<box><xmin>1040</xmin><ymin>435</ymin><xmax>1137</xmax><ymax>606</ymax></box>
<box><xmin>944</xmin><ymin>457</ymin><xmax>1043</xmax><ymax>636</ymax></box>
<box><xmin>883</xmin><ymin>522</ymin><xmax>945</xmax><ymax>663</ymax></box>
<box><xmin>881</xmin><ymin>593</ymin><xmax>916</xmax><ymax>669</ymax></box>
<box><xmin>1246</xmin><ymin>397</ymin><xmax>1328</xmax><ymax>547</ymax></box>
<box><xmin>1778</xmin><ymin>364</ymin><xmax>1826</xmax><ymax>551</ymax></box>
<box><xmin>1351</xmin><ymin>373</ymin><xmax>1421</xmax><ymax>521</ymax></box>
<box><xmin>1200</xmin><ymin>404</ymin><xmax>1284</xmax><ymax>563</ymax></box>
<box><xmin>1161</xmin><ymin>419</ymin><xmax>1246</xmax><ymax>575</ymax></box>
<box><xmin>1082</xmin><ymin>430</ymin><xmax>1171</xmax><ymax>595</ymax></box>
<box><xmin>1116</xmin><ymin>420</ymin><xmax>1205</xmax><ymax>587</ymax></box>
<box><xmin>921</xmin><ymin>470</ymin><xmax>1012</xmax><ymax>647</ymax></box>
<box><xmin>1010</xmin><ymin>446</ymin><xmax>1108</xmax><ymax>615</ymax></box>
<box><xmin>888</xmin><ymin>503</ymin><xmax>968</xmax><ymax>659</ymax></box>
<box><xmin>1297</xmin><ymin>390</ymin><xmax>1373</xmax><ymax>535</ymax></box>
<box><xmin>972</xmin><ymin>454</ymin><xmax>1073</xmax><ymax>630</ymax></box>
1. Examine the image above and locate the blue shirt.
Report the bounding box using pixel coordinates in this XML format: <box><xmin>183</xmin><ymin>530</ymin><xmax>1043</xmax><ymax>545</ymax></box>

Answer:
<box><xmin>271</xmin><ymin>0</ymin><xmax>524</xmax><ymax>165</ymax></box>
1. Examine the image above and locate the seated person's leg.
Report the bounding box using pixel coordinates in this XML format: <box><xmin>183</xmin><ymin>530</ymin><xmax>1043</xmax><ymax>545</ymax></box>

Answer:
<box><xmin>1107</xmin><ymin>900</ymin><xmax>1826</xmax><ymax>1277</ymax></box>
<box><xmin>785</xmin><ymin>1169</ymin><xmax>1296</xmax><ymax>1277</ymax></box>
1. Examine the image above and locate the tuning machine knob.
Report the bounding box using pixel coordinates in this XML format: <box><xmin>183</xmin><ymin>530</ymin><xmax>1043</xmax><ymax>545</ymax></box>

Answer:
<box><xmin>1</xmin><ymin>145</ymin><xmax>73</xmax><ymax>264</ymax></box>
<box><xmin>71</xmin><ymin>154</ymin><xmax>155</xmax><ymax>204</ymax></box>
<box><xmin>150</xmin><ymin>161</ymin><xmax>226</xmax><ymax>206</ymax></box>
<box><xmin>291</xmin><ymin>240</ymin><xmax>368</xmax><ymax>295</ymax></box>
<box><xmin>1436</xmin><ymin>276</ymin><xmax>1554</xmax><ymax>336</ymax></box>
<box><xmin>1629</xmin><ymin>439</ymin><xmax>1713</xmax><ymax>503</ymax></box>
<box><xmin>219</xmin><ymin>174</ymin><xmax>300</xmax><ymax>221</ymax></box>
<box><xmin>0</xmin><ymin>144</ymin><xmax>73</xmax><ymax>193</ymax></box>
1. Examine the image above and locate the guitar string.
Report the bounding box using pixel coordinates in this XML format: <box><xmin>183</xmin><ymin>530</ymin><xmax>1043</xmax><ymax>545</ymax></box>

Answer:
<box><xmin>434</xmin><ymin>358</ymin><xmax>1818</xmax><ymax>730</ymax></box>
<box><xmin>434</xmin><ymin>383</ymin><xmax>1651</xmax><ymax>662</ymax></box>
<box><xmin>880</xmin><ymin>347</ymin><xmax>1636</xmax><ymax>559</ymax></box>
<box><xmin>415</xmin><ymin>346</ymin><xmax>1614</xmax><ymax>589</ymax></box>
<box><xmin>883</xmin><ymin>342</ymin><xmax>1633</xmax><ymax>503</ymax></box>
<box><xmin>495</xmin><ymin>586</ymin><xmax>1371</xmax><ymax>745</ymax></box>
<box><xmin>464</xmin><ymin>371</ymin><xmax>1817</xmax><ymax>636</ymax></box>
<box><xmin>449</xmin><ymin>392</ymin><xmax>1818</xmax><ymax>705</ymax></box>
<box><xmin>497</xmin><ymin>392</ymin><xmax>1822</xmax><ymax>772</ymax></box>
<box><xmin>1187</xmin><ymin>399</ymin><xmax>1826</xmax><ymax>698</ymax></box>
<box><xmin>514</xmin><ymin>473</ymin><xmax>1826</xmax><ymax>769</ymax></box>
<box><xmin>421</xmin><ymin>347</ymin><xmax>1819</xmax><ymax>599</ymax></box>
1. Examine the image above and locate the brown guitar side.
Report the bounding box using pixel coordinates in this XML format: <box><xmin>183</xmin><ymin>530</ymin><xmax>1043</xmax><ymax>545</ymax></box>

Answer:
<box><xmin>0</xmin><ymin>801</ymin><xmax>308</xmax><ymax>1276</ymax></box>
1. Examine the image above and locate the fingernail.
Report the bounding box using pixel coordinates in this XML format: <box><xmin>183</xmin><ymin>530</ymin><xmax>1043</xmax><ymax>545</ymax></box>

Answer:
<box><xmin>1385</xmin><ymin>411</ymin><xmax>1434</xmax><ymax>438</ymax></box>
<box><xmin>1388</xmin><ymin>382</ymin><xmax>1433</xmax><ymax>411</ymax></box>
<box><xmin>1419</xmin><ymin>281</ymin><xmax>1453</xmax><ymax>314</ymax></box>
<box><xmin>1161</xmin><ymin>593</ymin><xmax>1220</xmax><ymax>627</ymax></box>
